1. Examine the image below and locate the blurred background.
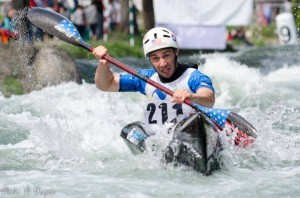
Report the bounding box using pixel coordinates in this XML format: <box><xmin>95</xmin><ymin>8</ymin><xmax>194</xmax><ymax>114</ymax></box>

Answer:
<box><xmin>1</xmin><ymin>2</ymin><xmax>300</xmax><ymax>197</ymax></box>
<box><xmin>1</xmin><ymin>0</ymin><xmax>300</xmax><ymax>48</ymax></box>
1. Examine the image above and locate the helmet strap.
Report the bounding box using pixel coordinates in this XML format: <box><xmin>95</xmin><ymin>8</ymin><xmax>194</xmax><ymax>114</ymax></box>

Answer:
<box><xmin>174</xmin><ymin>48</ymin><xmax>178</xmax><ymax>65</ymax></box>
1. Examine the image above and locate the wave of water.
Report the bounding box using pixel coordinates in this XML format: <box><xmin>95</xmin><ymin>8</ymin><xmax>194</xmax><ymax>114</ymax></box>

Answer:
<box><xmin>1</xmin><ymin>53</ymin><xmax>300</xmax><ymax>197</ymax></box>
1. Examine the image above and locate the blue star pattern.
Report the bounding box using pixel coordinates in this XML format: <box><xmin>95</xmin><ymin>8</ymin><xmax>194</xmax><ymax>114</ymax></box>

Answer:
<box><xmin>54</xmin><ymin>20</ymin><xmax>82</xmax><ymax>41</ymax></box>
<box><xmin>192</xmin><ymin>103</ymin><xmax>230</xmax><ymax>128</ymax></box>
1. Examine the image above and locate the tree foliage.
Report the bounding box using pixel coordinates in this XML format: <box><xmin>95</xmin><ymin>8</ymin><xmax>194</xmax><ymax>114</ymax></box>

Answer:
<box><xmin>290</xmin><ymin>0</ymin><xmax>300</xmax><ymax>29</ymax></box>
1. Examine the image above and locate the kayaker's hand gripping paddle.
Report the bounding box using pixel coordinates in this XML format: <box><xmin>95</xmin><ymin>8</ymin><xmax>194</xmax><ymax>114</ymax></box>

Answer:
<box><xmin>27</xmin><ymin>7</ymin><xmax>257</xmax><ymax>146</ymax></box>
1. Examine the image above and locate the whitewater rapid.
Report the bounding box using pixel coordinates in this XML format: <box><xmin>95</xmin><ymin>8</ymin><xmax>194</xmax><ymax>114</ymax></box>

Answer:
<box><xmin>0</xmin><ymin>53</ymin><xmax>300</xmax><ymax>197</ymax></box>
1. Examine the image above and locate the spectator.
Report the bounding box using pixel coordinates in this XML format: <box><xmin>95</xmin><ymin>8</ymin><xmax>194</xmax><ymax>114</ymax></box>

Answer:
<box><xmin>233</xmin><ymin>26</ymin><xmax>253</xmax><ymax>46</ymax></box>
<box><xmin>2</xmin><ymin>5</ymin><xmax>15</xmax><ymax>32</ymax></box>
<box><xmin>263</xmin><ymin>3</ymin><xmax>272</xmax><ymax>25</ymax></box>
<box><xmin>107</xmin><ymin>0</ymin><xmax>120</xmax><ymax>31</ymax></box>
<box><xmin>71</xmin><ymin>5</ymin><xmax>86</xmax><ymax>38</ymax></box>
<box><xmin>28</xmin><ymin>0</ymin><xmax>45</xmax><ymax>41</ymax></box>
<box><xmin>84</xmin><ymin>3</ymin><xmax>98</xmax><ymax>41</ymax></box>
<box><xmin>58</xmin><ymin>0</ymin><xmax>78</xmax><ymax>19</ymax></box>
<box><xmin>29</xmin><ymin>0</ymin><xmax>37</xmax><ymax>7</ymax></box>
<box><xmin>30</xmin><ymin>0</ymin><xmax>45</xmax><ymax>7</ymax></box>
<box><xmin>44</xmin><ymin>0</ymin><xmax>58</xmax><ymax>11</ymax></box>
<box><xmin>57</xmin><ymin>2</ymin><xmax>69</xmax><ymax>18</ymax></box>
<box><xmin>49</xmin><ymin>0</ymin><xmax>59</xmax><ymax>12</ymax></box>
<box><xmin>93</xmin><ymin>0</ymin><xmax>104</xmax><ymax>40</ymax></box>
<box><xmin>256</xmin><ymin>2</ymin><xmax>268</xmax><ymax>27</ymax></box>
<box><xmin>0</xmin><ymin>4</ymin><xmax>17</xmax><ymax>44</ymax></box>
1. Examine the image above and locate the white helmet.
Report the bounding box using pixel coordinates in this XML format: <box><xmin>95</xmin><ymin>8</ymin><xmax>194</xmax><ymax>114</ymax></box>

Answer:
<box><xmin>142</xmin><ymin>27</ymin><xmax>179</xmax><ymax>57</ymax></box>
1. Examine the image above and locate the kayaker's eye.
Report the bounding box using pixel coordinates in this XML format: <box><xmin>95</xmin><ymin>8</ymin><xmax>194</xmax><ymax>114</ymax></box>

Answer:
<box><xmin>151</xmin><ymin>57</ymin><xmax>159</xmax><ymax>63</ymax></box>
<box><xmin>163</xmin><ymin>54</ymin><xmax>170</xmax><ymax>59</ymax></box>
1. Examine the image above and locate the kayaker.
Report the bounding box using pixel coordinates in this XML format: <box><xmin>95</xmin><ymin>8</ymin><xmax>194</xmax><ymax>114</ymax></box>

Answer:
<box><xmin>93</xmin><ymin>27</ymin><xmax>215</xmax><ymax>134</ymax></box>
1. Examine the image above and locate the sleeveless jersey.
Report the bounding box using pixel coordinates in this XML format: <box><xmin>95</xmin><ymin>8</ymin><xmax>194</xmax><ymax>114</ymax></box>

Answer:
<box><xmin>119</xmin><ymin>64</ymin><xmax>214</xmax><ymax>135</ymax></box>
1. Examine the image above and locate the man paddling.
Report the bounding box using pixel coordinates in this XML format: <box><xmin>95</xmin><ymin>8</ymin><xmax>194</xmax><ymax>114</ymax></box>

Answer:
<box><xmin>93</xmin><ymin>27</ymin><xmax>215</xmax><ymax>134</ymax></box>
<box><xmin>26</xmin><ymin>7</ymin><xmax>256</xmax><ymax>172</ymax></box>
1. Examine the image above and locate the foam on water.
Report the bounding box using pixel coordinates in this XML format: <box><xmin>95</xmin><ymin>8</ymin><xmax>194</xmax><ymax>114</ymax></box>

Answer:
<box><xmin>1</xmin><ymin>54</ymin><xmax>300</xmax><ymax>197</ymax></box>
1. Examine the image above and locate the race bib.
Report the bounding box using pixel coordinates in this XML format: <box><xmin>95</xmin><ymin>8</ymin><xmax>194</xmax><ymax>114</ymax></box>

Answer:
<box><xmin>144</xmin><ymin>100</ymin><xmax>186</xmax><ymax>134</ymax></box>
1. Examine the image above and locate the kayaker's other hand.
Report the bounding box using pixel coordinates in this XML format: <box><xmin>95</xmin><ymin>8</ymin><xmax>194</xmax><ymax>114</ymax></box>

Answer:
<box><xmin>171</xmin><ymin>89</ymin><xmax>192</xmax><ymax>104</ymax></box>
<box><xmin>93</xmin><ymin>45</ymin><xmax>108</xmax><ymax>60</ymax></box>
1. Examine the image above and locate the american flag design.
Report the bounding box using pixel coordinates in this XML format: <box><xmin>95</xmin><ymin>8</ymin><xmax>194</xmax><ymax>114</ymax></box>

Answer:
<box><xmin>54</xmin><ymin>20</ymin><xmax>82</xmax><ymax>41</ymax></box>
<box><xmin>193</xmin><ymin>103</ymin><xmax>230</xmax><ymax>128</ymax></box>
<box><xmin>151</xmin><ymin>38</ymin><xmax>162</xmax><ymax>47</ymax></box>
<box><xmin>171</xmin><ymin>34</ymin><xmax>177</xmax><ymax>42</ymax></box>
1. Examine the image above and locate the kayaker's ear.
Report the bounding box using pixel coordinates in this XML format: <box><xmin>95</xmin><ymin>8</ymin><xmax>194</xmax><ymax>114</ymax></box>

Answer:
<box><xmin>175</xmin><ymin>49</ymin><xmax>179</xmax><ymax>56</ymax></box>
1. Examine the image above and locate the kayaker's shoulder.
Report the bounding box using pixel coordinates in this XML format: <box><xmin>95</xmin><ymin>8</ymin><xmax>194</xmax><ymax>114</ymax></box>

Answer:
<box><xmin>138</xmin><ymin>68</ymin><xmax>157</xmax><ymax>77</ymax></box>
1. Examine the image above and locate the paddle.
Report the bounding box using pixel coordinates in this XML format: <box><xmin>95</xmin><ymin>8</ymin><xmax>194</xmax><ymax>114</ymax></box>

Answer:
<box><xmin>27</xmin><ymin>7</ymin><xmax>257</xmax><ymax>146</ymax></box>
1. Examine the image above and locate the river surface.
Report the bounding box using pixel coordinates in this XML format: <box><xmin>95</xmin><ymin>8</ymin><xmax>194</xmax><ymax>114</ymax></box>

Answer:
<box><xmin>1</xmin><ymin>45</ymin><xmax>300</xmax><ymax>197</ymax></box>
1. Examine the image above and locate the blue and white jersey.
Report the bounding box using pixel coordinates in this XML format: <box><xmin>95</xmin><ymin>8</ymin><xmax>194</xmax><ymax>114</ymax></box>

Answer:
<box><xmin>119</xmin><ymin>64</ymin><xmax>214</xmax><ymax>134</ymax></box>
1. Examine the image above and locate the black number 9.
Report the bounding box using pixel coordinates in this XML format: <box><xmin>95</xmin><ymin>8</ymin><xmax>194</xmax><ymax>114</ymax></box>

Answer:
<box><xmin>280</xmin><ymin>26</ymin><xmax>291</xmax><ymax>43</ymax></box>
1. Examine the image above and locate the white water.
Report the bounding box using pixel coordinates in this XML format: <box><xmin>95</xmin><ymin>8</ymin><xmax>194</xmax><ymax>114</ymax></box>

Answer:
<box><xmin>1</xmin><ymin>53</ymin><xmax>300</xmax><ymax>197</ymax></box>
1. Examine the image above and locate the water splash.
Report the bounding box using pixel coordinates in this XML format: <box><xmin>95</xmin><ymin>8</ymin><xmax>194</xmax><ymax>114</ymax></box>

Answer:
<box><xmin>1</xmin><ymin>53</ymin><xmax>300</xmax><ymax>196</ymax></box>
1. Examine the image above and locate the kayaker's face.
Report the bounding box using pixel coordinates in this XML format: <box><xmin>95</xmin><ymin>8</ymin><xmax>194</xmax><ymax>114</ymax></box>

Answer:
<box><xmin>149</xmin><ymin>48</ymin><xmax>178</xmax><ymax>78</ymax></box>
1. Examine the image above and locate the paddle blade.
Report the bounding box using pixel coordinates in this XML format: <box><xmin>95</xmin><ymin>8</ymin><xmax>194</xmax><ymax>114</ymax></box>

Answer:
<box><xmin>192</xmin><ymin>104</ymin><xmax>230</xmax><ymax>128</ymax></box>
<box><xmin>27</xmin><ymin>7</ymin><xmax>83</xmax><ymax>47</ymax></box>
<box><xmin>192</xmin><ymin>103</ymin><xmax>257</xmax><ymax>146</ymax></box>
<box><xmin>227</xmin><ymin>112</ymin><xmax>257</xmax><ymax>138</ymax></box>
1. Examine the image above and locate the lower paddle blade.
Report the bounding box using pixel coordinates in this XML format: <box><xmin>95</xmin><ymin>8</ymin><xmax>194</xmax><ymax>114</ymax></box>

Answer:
<box><xmin>27</xmin><ymin>7</ymin><xmax>83</xmax><ymax>47</ymax></box>
<box><xmin>192</xmin><ymin>103</ymin><xmax>257</xmax><ymax>146</ymax></box>
<box><xmin>226</xmin><ymin>112</ymin><xmax>257</xmax><ymax>138</ymax></box>
<box><xmin>192</xmin><ymin>103</ymin><xmax>230</xmax><ymax>128</ymax></box>
<box><xmin>224</xmin><ymin>112</ymin><xmax>257</xmax><ymax>147</ymax></box>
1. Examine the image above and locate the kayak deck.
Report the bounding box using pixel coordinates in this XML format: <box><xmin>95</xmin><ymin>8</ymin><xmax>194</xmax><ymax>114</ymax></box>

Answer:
<box><xmin>121</xmin><ymin>112</ymin><xmax>222</xmax><ymax>175</ymax></box>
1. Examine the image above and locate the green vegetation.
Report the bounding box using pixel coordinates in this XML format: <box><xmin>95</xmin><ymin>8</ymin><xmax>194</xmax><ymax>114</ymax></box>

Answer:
<box><xmin>227</xmin><ymin>23</ymin><xmax>277</xmax><ymax>47</ymax></box>
<box><xmin>61</xmin><ymin>24</ymin><xmax>279</xmax><ymax>58</ymax></box>
<box><xmin>0</xmin><ymin>22</ymin><xmax>280</xmax><ymax>98</ymax></box>
<box><xmin>0</xmin><ymin>76</ymin><xmax>23</xmax><ymax>97</ymax></box>
<box><xmin>0</xmin><ymin>3</ymin><xmax>3</xmax><ymax>23</ymax></box>
<box><xmin>251</xmin><ymin>23</ymin><xmax>277</xmax><ymax>46</ymax></box>
<box><xmin>58</xmin><ymin>32</ymin><xmax>144</xmax><ymax>59</ymax></box>
<box><xmin>291</xmin><ymin>0</ymin><xmax>300</xmax><ymax>29</ymax></box>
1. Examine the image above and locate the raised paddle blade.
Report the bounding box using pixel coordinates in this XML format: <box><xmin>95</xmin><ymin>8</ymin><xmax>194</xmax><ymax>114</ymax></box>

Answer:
<box><xmin>27</xmin><ymin>7</ymin><xmax>92</xmax><ymax>51</ymax></box>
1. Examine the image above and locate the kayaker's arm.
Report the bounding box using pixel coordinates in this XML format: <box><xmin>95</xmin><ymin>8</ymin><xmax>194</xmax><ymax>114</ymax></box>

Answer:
<box><xmin>191</xmin><ymin>87</ymin><xmax>215</xmax><ymax>108</ymax></box>
<box><xmin>93</xmin><ymin>46</ymin><xmax>120</xmax><ymax>92</ymax></box>
<box><xmin>171</xmin><ymin>87</ymin><xmax>215</xmax><ymax>108</ymax></box>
